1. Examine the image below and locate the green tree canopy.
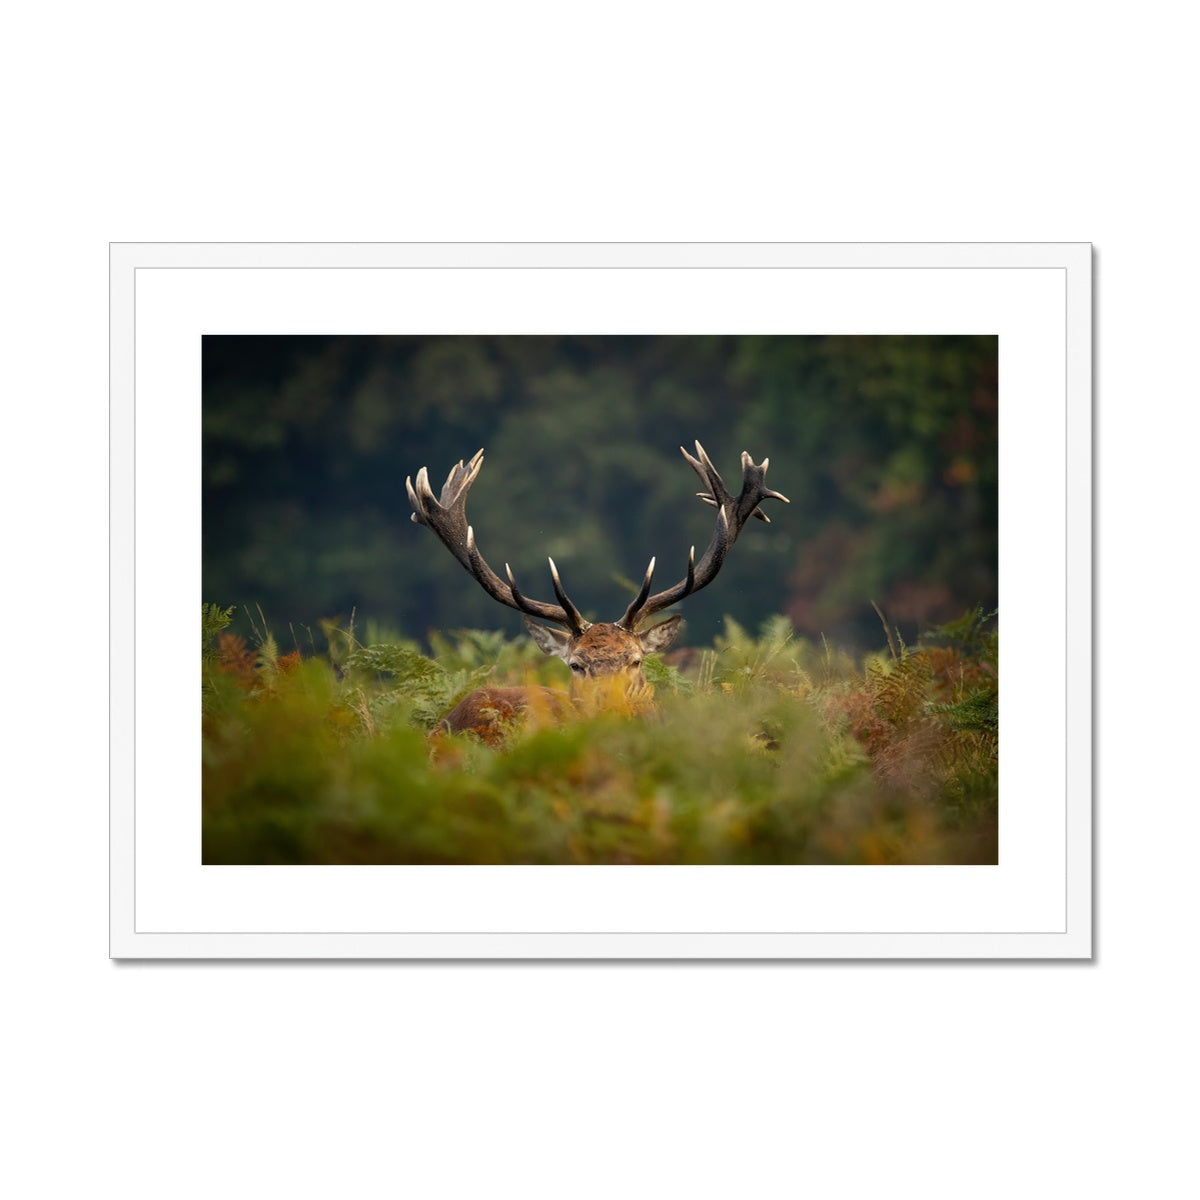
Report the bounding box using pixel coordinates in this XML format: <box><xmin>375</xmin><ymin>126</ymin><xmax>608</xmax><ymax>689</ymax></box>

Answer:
<box><xmin>203</xmin><ymin>335</ymin><xmax>997</xmax><ymax>650</ymax></box>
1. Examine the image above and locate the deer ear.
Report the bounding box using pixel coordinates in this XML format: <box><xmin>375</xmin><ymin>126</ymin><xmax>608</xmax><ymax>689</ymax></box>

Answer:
<box><xmin>639</xmin><ymin>614</ymin><xmax>683</xmax><ymax>654</ymax></box>
<box><xmin>523</xmin><ymin>616</ymin><xmax>572</xmax><ymax>660</ymax></box>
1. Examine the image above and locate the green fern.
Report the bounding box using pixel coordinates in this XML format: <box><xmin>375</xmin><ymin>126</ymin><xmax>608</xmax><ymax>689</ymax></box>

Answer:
<box><xmin>203</xmin><ymin>615</ymin><xmax>1000</xmax><ymax>865</ymax></box>
<box><xmin>346</xmin><ymin>642</ymin><xmax>444</xmax><ymax>681</ymax></box>
<box><xmin>712</xmin><ymin>613</ymin><xmax>801</xmax><ymax>687</ymax></box>
<box><xmin>201</xmin><ymin>603</ymin><xmax>236</xmax><ymax>661</ymax></box>
<box><xmin>345</xmin><ymin>642</ymin><xmax>493</xmax><ymax>731</ymax></box>
<box><xmin>928</xmin><ymin>690</ymin><xmax>998</xmax><ymax>733</ymax></box>
<box><xmin>925</xmin><ymin>606</ymin><xmax>997</xmax><ymax>655</ymax></box>
<box><xmin>642</xmin><ymin>653</ymin><xmax>690</xmax><ymax>694</ymax></box>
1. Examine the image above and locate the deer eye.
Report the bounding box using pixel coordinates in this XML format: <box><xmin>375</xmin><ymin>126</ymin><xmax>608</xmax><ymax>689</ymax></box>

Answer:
<box><xmin>630</xmin><ymin>659</ymin><xmax>642</xmax><ymax>669</ymax></box>
<box><xmin>569</xmin><ymin>662</ymin><xmax>585</xmax><ymax>674</ymax></box>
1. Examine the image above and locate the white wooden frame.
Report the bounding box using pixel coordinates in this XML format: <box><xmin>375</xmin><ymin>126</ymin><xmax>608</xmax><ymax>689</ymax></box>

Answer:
<box><xmin>110</xmin><ymin>242</ymin><xmax>1092</xmax><ymax>959</ymax></box>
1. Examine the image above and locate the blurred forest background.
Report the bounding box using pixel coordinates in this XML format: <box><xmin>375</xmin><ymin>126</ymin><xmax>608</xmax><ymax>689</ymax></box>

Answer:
<box><xmin>202</xmin><ymin>335</ymin><xmax>997</xmax><ymax>651</ymax></box>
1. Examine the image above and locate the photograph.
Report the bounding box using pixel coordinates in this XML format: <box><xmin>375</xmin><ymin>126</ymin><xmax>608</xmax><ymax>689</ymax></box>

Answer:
<box><xmin>202</xmin><ymin>333</ymin><xmax>999</xmax><ymax>866</ymax></box>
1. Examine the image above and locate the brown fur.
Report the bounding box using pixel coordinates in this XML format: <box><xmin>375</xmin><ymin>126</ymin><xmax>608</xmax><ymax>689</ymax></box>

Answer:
<box><xmin>523</xmin><ymin>617</ymin><xmax>682</xmax><ymax>690</ymax></box>
<box><xmin>439</xmin><ymin>685</ymin><xmax>572</xmax><ymax>745</ymax></box>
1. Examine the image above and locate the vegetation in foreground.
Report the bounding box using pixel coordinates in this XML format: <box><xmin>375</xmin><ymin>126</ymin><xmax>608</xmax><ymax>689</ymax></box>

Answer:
<box><xmin>201</xmin><ymin>605</ymin><xmax>998</xmax><ymax>865</ymax></box>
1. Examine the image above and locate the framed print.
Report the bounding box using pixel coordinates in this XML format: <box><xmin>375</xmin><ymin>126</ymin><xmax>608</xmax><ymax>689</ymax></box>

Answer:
<box><xmin>110</xmin><ymin>242</ymin><xmax>1092</xmax><ymax>958</ymax></box>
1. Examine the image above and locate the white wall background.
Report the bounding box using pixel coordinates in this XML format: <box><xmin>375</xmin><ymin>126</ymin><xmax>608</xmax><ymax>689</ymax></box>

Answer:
<box><xmin>3</xmin><ymin>3</ymin><xmax>1190</xmax><ymax>1197</ymax></box>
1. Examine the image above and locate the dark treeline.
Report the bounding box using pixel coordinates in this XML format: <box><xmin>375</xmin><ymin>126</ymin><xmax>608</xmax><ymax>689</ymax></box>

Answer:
<box><xmin>202</xmin><ymin>335</ymin><xmax>997</xmax><ymax>651</ymax></box>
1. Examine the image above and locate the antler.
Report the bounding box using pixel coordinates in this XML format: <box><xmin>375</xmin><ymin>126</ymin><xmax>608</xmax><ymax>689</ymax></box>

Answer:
<box><xmin>619</xmin><ymin>441</ymin><xmax>790</xmax><ymax>629</ymax></box>
<box><xmin>406</xmin><ymin>449</ymin><xmax>587</xmax><ymax>633</ymax></box>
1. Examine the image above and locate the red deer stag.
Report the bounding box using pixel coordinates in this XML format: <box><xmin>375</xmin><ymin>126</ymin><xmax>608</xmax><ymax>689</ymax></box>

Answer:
<box><xmin>406</xmin><ymin>441</ymin><xmax>789</xmax><ymax>742</ymax></box>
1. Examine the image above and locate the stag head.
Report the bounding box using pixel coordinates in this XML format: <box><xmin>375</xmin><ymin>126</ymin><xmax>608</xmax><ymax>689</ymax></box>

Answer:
<box><xmin>406</xmin><ymin>441</ymin><xmax>789</xmax><ymax>696</ymax></box>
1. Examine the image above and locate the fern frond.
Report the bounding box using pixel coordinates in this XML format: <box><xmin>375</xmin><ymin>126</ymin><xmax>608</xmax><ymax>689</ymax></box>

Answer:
<box><xmin>202</xmin><ymin>603</ymin><xmax>236</xmax><ymax>660</ymax></box>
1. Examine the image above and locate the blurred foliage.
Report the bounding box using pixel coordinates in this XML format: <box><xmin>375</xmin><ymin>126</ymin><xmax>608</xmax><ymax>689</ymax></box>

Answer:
<box><xmin>201</xmin><ymin>602</ymin><xmax>235</xmax><ymax>660</ymax></box>
<box><xmin>202</xmin><ymin>607</ymin><xmax>998</xmax><ymax>865</ymax></box>
<box><xmin>203</xmin><ymin>335</ymin><xmax>996</xmax><ymax>651</ymax></box>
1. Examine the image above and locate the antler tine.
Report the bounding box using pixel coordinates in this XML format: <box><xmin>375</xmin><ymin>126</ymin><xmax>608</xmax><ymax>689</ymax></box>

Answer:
<box><xmin>740</xmin><ymin>449</ymin><xmax>790</xmax><ymax>505</ymax></box>
<box><xmin>504</xmin><ymin>560</ymin><xmax>588</xmax><ymax>633</ymax></box>
<box><xmin>407</xmin><ymin>448</ymin><xmax>585</xmax><ymax>632</ymax></box>
<box><xmin>547</xmin><ymin>558</ymin><xmax>587</xmax><ymax>632</ymax></box>
<box><xmin>617</xmin><ymin>556</ymin><xmax>658</xmax><ymax>630</ymax></box>
<box><xmin>623</xmin><ymin>441</ymin><xmax>787</xmax><ymax>627</ymax></box>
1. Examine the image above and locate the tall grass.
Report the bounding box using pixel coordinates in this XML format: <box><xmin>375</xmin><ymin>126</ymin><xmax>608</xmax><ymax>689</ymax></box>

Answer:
<box><xmin>202</xmin><ymin>608</ymin><xmax>997</xmax><ymax>865</ymax></box>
